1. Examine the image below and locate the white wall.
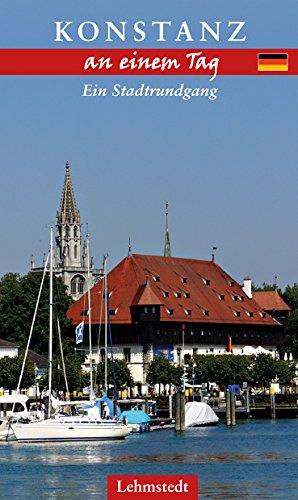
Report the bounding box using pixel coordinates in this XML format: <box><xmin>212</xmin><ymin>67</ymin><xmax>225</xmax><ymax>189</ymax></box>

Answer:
<box><xmin>0</xmin><ymin>346</ymin><xmax>18</xmax><ymax>359</ymax></box>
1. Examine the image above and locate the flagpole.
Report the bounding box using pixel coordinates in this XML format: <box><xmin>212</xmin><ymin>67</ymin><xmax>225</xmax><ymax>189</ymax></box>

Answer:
<box><xmin>86</xmin><ymin>232</ymin><xmax>93</xmax><ymax>399</ymax></box>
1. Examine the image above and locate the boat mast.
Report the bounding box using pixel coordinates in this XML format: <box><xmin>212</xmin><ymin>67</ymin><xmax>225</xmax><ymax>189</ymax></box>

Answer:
<box><xmin>48</xmin><ymin>227</ymin><xmax>53</xmax><ymax>418</ymax></box>
<box><xmin>104</xmin><ymin>255</ymin><xmax>108</xmax><ymax>393</ymax></box>
<box><xmin>86</xmin><ymin>231</ymin><xmax>93</xmax><ymax>398</ymax></box>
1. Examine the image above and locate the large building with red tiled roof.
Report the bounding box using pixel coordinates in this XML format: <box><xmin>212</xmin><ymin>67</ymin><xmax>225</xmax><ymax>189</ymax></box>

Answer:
<box><xmin>67</xmin><ymin>254</ymin><xmax>282</xmax><ymax>384</ymax></box>
<box><xmin>253</xmin><ymin>291</ymin><xmax>291</xmax><ymax>323</ymax></box>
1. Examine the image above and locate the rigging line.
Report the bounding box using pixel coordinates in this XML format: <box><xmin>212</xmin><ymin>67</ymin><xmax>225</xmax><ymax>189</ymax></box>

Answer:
<box><xmin>57</xmin><ymin>317</ymin><xmax>70</xmax><ymax>399</ymax></box>
<box><xmin>107</xmin><ymin>291</ymin><xmax>117</xmax><ymax>400</ymax></box>
<box><xmin>12</xmin><ymin>253</ymin><xmax>50</xmax><ymax>412</ymax></box>
<box><xmin>97</xmin><ymin>279</ymin><xmax>104</xmax><ymax>355</ymax></box>
<box><xmin>52</xmin><ymin>302</ymin><xmax>69</xmax><ymax>398</ymax></box>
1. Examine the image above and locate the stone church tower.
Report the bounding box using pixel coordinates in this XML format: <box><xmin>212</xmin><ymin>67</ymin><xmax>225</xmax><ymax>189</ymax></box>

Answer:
<box><xmin>55</xmin><ymin>162</ymin><xmax>101</xmax><ymax>299</ymax></box>
<box><xmin>31</xmin><ymin>162</ymin><xmax>101</xmax><ymax>300</ymax></box>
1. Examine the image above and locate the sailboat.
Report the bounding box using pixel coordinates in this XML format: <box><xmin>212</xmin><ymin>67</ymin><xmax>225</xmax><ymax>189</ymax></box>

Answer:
<box><xmin>11</xmin><ymin>228</ymin><xmax>130</xmax><ymax>442</ymax></box>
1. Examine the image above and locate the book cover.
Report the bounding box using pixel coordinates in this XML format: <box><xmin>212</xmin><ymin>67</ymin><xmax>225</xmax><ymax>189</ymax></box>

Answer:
<box><xmin>0</xmin><ymin>1</ymin><xmax>297</xmax><ymax>499</ymax></box>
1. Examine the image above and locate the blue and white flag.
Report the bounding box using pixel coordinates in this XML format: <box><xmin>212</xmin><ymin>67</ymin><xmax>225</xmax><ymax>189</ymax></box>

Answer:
<box><xmin>75</xmin><ymin>321</ymin><xmax>84</xmax><ymax>344</ymax></box>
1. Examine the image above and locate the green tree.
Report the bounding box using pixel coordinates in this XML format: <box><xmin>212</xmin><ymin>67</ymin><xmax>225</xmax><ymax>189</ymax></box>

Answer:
<box><xmin>275</xmin><ymin>360</ymin><xmax>296</xmax><ymax>385</ymax></box>
<box><xmin>283</xmin><ymin>310</ymin><xmax>298</xmax><ymax>359</ymax></box>
<box><xmin>146</xmin><ymin>356</ymin><xmax>183</xmax><ymax>389</ymax></box>
<box><xmin>0</xmin><ymin>356</ymin><xmax>35</xmax><ymax>390</ymax></box>
<box><xmin>192</xmin><ymin>354</ymin><xmax>251</xmax><ymax>386</ymax></box>
<box><xmin>252</xmin><ymin>282</ymin><xmax>281</xmax><ymax>293</ymax></box>
<box><xmin>249</xmin><ymin>354</ymin><xmax>277</xmax><ymax>387</ymax></box>
<box><xmin>283</xmin><ymin>283</ymin><xmax>298</xmax><ymax>310</ymax></box>
<box><xmin>96</xmin><ymin>358</ymin><xmax>134</xmax><ymax>390</ymax></box>
<box><xmin>0</xmin><ymin>271</ymin><xmax>73</xmax><ymax>355</ymax></box>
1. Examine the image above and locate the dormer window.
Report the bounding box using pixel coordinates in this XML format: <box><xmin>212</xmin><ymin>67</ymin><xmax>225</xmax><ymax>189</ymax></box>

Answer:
<box><xmin>232</xmin><ymin>295</ymin><xmax>238</xmax><ymax>301</ymax></box>
<box><xmin>203</xmin><ymin>309</ymin><xmax>209</xmax><ymax>316</ymax></box>
<box><xmin>233</xmin><ymin>310</ymin><xmax>241</xmax><ymax>317</ymax></box>
<box><xmin>218</xmin><ymin>294</ymin><xmax>225</xmax><ymax>301</ymax></box>
<box><xmin>175</xmin><ymin>292</ymin><xmax>182</xmax><ymax>298</ymax></box>
<box><xmin>153</xmin><ymin>275</ymin><xmax>160</xmax><ymax>282</ymax></box>
<box><xmin>228</xmin><ymin>280</ymin><xmax>235</xmax><ymax>287</ymax></box>
<box><xmin>184</xmin><ymin>309</ymin><xmax>191</xmax><ymax>316</ymax></box>
<box><xmin>163</xmin><ymin>291</ymin><xmax>169</xmax><ymax>298</ymax></box>
<box><xmin>167</xmin><ymin>308</ymin><xmax>174</xmax><ymax>316</ymax></box>
<box><xmin>259</xmin><ymin>312</ymin><xmax>266</xmax><ymax>318</ymax></box>
<box><xmin>185</xmin><ymin>292</ymin><xmax>190</xmax><ymax>299</ymax></box>
<box><xmin>202</xmin><ymin>278</ymin><xmax>211</xmax><ymax>285</ymax></box>
<box><xmin>109</xmin><ymin>308</ymin><xmax>118</xmax><ymax>316</ymax></box>
<box><xmin>181</xmin><ymin>277</ymin><xmax>187</xmax><ymax>284</ymax></box>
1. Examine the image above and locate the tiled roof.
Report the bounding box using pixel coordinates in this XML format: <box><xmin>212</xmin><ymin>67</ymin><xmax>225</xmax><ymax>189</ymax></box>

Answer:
<box><xmin>67</xmin><ymin>254</ymin><xmax>278</xmax><ymax>327</ymax></box>
<box><xmin>0</xmin><ymin>338</ymin><xmax>18</xmax><ymax>348</ymax></box>
<box><xmin>132</xmin><ymin>279</ymin><xmax>164</xmax><ymax>306</ymax></box>
<box><xmin>253</xmin><ymin>291</ymin><xmax>291</xmax><ymax>313</ymax></box>
<box><xmin>27</xmin><ymin>350</ymin><xmax>48</xmax><ymax>369</ymax></box>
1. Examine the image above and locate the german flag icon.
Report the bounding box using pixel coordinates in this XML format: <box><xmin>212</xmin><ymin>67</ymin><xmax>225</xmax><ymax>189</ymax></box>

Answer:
<box><xmin>258</xmin><ymin>53</ymin><xmax>288</xmax><ymax>72</ymax></box>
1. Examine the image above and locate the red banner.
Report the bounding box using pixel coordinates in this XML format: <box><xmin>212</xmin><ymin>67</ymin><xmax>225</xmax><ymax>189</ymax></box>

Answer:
<box><xmin>0</xmin><ymin>48</ymin><xmax>297</xmax><ymax>75</ymax></box>
<box><xmin>107</xmin><ymin>474</ymin><xmax>199</xmax><ymax>499</ymax></box>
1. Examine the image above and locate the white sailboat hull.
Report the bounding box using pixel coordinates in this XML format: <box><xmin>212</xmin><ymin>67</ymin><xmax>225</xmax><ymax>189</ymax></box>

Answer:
<box><xmin>12</xmin><ymin>419</ymin><xmax>131</xmax><ymax>442</ymax></box>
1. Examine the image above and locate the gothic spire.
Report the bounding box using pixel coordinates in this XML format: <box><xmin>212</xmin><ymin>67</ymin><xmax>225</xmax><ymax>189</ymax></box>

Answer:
<box><xmin>58</xmin><ymin>162</ymin><xmax>80</xmax><ymax>224</ymax></box>
<box><xmin>163</xmin><ymin>201</ymin><xmax>172</xmax><ymax>257</ymax></box>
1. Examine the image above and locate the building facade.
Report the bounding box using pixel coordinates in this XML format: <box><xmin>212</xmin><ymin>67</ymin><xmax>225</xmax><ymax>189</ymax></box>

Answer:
<box><xmin>67</xmin><ymin>254</ymin><xmax>282</xmax><ymax>384</ymax></box>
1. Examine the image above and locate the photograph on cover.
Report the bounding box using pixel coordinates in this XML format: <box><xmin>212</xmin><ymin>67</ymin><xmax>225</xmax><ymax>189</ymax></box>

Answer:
<box><xmin>0</xmin><ymin>1</ymin><xmax>297</xmax><ymax>498</ymax></box>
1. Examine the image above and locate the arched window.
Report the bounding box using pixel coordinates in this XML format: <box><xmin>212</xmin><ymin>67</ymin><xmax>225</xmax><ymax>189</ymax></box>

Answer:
<box><xmin>74</xmin><ymin>244</ymin><xmax>77</xmax><ymax>259</ymax></box>
<box><xmin>74</xmin><ymin>226</ymin><xmax>78</xmax><ymax>238</ymax></box>
<box><xmin>78</xmin><ymin>276</ymin><xmax>85</xmax><ymax>294</ymax></box>
<box><xmin>65</xmin><ymin>226</ymin><xmax>70</xmax><ymax>239</ymax></box>
<box><xmin>70</xmin><ymin>278</ymin><xmax>77</xmax><ymax>295</ymax></box>
<box><xmin>70</xmin><ymin>275</ymin><xmax>85</xmax><ymax>296</ymax></box>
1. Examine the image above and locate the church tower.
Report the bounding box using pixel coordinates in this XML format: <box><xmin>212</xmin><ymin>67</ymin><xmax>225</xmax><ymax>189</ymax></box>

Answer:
<box><xmin>30</xmin><ymin>162</ymin><xmax>102</xmax><ymax>299</ymax></box>
<box><xmin>56</xmin><ymin>161</ymin><xmax>82</xmax><ymax>269</ymax></box>
<box><xmin>54</xmin><ymin>162</ymin><xmax>101</xmax><ymax>299</ymax></box>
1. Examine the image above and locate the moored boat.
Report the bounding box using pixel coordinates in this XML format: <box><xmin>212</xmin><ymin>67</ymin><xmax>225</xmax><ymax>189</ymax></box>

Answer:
<box><xmin>11</xmin><ymin>417</ymin><xmax>130</xmax><ymax>442</ymax></box>
<box><xmin>185</xmin><ymin>401</ymin><xmax>219</xmax><ymax>428</ymax></box>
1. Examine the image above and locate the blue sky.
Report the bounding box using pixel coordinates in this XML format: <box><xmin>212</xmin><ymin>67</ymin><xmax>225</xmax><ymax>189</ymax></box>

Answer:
<box><xmin>0</xmin><ymin>1</ymin><xmax>297</xmax><ymax>288</ymax></box>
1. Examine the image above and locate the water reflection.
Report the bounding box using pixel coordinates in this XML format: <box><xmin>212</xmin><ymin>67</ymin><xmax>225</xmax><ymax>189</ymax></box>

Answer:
<box><xmin>0</xmin><ymin>420</ymin><xmax>296</xmax><ymax>499</ymax></box>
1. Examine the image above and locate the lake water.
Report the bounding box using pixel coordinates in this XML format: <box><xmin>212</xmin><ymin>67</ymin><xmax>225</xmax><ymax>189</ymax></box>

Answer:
<box><xmin>0</xmin><ymin>419</ymin><xmax>297</xmax><ymax>499</ymax></box>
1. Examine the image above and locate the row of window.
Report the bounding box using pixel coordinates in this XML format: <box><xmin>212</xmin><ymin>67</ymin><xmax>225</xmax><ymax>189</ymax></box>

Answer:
<box><xmin>165</xmin><ymin>306</ymin><xmax>263</xmax><ymax>318</ymax></box>
<box><xmin>160</xmin><ymin>289</ymin><xmax>246</xmax><ymax>303</ymax></box>
<box><xmin>99</xmin><ymin>347</ymin><xmax>131</xmax><ymax>363</ymax></box>
<box><xmin>154</xmin><ymin>273</ymin><xmax>212</xmax><ymax>286</ymax></box>
<box><xmin>166</xmin><ymin>306</ymin><xmax>209</xmax><ymax>316</ymax></box>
